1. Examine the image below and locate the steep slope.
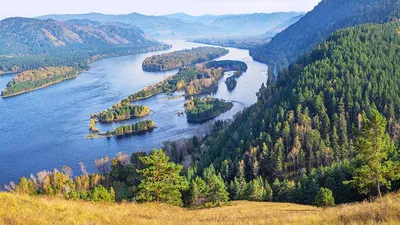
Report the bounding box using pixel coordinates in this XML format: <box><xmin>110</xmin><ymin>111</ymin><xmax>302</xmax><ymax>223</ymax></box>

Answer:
<box><xmin>37</xmin><ymin>12</ymin><xmax>214</xmax><ymax>39</ymax></box>
<box><xmin>1</xmin><ymin>192</ymin><xmax>399</xmax><ymax>225</ymax></box>
<box><xmin>251</xmin><ymin>0</ymin><xmax>400</xmax><ymax>70</ymax></box>
<box><xmin>265</xmin><ymin>14</ymin><xmax>304</xmax><ymax>37</ymax></box>
<box><xmin>0</xmin><ymin>17</ymin><xmax>158</xmax><ymax>55</ymax></box>
<box><xmin>211</xmin><ymin>12</ymin><xmax>304</xmax><ymax>36</ymax></box>
<box><xmin>193</xmin><ymin>21</ymin><xmax>400</xmax><ymax>203</ymax></box>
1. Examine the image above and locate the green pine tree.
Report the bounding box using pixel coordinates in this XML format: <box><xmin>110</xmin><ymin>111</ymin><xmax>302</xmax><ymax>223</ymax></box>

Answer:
<box><xmin>136</xmin><ymin>149</ymin><xmax>188</xmax><ymax>206</ymax></box>
<box><xmin>345</xmin><ymin>110</ymin><xmax>400</xmax><ymax>198</ymax></box>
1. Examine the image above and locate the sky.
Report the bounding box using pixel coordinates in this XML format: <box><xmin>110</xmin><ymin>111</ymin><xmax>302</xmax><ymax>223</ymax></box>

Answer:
<box><xmin>0</xmin><ymin>0</ymin><xmax>321</xmax><ymax>19</ymax></box>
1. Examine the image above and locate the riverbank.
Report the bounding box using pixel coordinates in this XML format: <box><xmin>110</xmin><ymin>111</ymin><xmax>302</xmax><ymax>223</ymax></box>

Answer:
<box><xmin>1</xmin><ymin>69</ymin><xmax>82</xmax><ymax>98</ymax></box>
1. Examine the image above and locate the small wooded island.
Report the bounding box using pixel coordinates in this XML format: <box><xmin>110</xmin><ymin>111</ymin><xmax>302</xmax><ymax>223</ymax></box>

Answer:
<box><xmin>185</xmin><ymin>97</ymin><xmax>233</xmax><ymax>122</ymax></box>
<box><xmin>1</xmin><ymin>67</ymin><xmax>81</xmax><ymax>97</ymax></box>
<box><xmin>87</xmin><ymin>120</ymin><xmax>155</xmax><ymax>138</ymax></box>
<box><xmin>205</xmin><ymin>60</ymin><xmax>248</xmax><ymax>91</ymax></box>
<box><xmin>142</xmin><ymin>47</ymin><xmax>229</xmax><ymax>71</ymax></box>
<box><xmin>92</xmin><ymin>99</ymin><xmax>150</xmax><ymax>123</ymax></box>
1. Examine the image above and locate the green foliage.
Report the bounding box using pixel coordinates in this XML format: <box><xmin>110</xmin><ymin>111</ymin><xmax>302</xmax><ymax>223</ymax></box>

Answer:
<box><xmin>142</xmin><ymin>47</ymin><xmax>229</xmax><ymax>71</ymax></box>
<box><xmin>345</xmin><ymin>109</ymin><xmax>400</xmax><ymax>197</ymax></box>
<box><xmin>136</xmin><ymin>149</ymin><xmax>188</xmax><ymax>206</ymax></box>
<box><xmin>190</xmin><ymin>22</ymin><xmax>400</xmax><ymax>205</ymax></box>
<box><xmin>206</xmin><ymin>60</ymin><xmax>248</xmax><ymax>72</ymax></box>
<box><xmin>95</xmin><ymin>104</ymin><xmax>150</xmax><ymax>123</ymax></box>
<box><xmin>15</xmin><ymin>177</ymin><xmax>36</xmax><ymax>195</ymax></box>
<box><xmin>108</xmin><ymin>120</ymin><xmax>155</xmax><ymax>136</ymax></box>
<box><xmin>185</xmin><ymin>97</ymin><xmax>233</xmax><ymax>122</ymax></box>
<box><xmin>2</xmin><ymin>67</ymin><xmax>80</xmax><ymax>96</ymax></box>
<box><xmin>251</xmin><ymin>0</ymin><xmax>400</xmax><ymax>70</ymax></box>
<box><xmin>314</xmin><ymin>187</ymin><xmax>335</xmax><ymax>207</ymax></box>
<box><xmin>64</xmin><ymin>185</ymin><xmax>115</xmax><ymax>202</ymax></box>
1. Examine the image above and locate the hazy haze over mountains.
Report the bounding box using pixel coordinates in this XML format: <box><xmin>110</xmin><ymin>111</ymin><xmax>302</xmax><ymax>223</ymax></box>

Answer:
<box><xmin>37</xmin><ymin>12</ymin><xmax>305</xmax><ymax>39</ymax></box>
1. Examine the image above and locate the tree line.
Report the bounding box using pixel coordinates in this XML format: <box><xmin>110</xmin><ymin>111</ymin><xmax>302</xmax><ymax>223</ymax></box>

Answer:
<box><xmin>142</xmin><ymin>47</ymin><xmax>229</xmax><ymax>72</ymax></box>
<box><xmin>185</xmin><ymin>97</ymin><xmax>233</xmax><ymax>122</ymax></box>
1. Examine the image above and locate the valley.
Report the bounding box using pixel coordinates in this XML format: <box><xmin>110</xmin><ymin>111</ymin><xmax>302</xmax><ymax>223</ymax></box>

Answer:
<box><xmin>0</xmin><ymin>40</ymin><xmax>268</xmax><ymax>185</ymax></box>
<box><xmin>1</xmin><ymin>0</ymin><xmax>400</xmax><ymax>223</ymax></box>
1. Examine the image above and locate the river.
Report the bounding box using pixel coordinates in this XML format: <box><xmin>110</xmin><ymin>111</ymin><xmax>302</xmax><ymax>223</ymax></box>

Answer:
<box><xmin>0</xmin><ymin>40</ymin><xmax>268</xmax><ymax>186</ymax></box>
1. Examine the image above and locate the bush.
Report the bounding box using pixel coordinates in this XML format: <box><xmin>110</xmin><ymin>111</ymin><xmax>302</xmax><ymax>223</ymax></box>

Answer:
<box><xmin>314</xmin><ymin>188</ymin><xmax>335</xmax><ymax>207</ymax></box>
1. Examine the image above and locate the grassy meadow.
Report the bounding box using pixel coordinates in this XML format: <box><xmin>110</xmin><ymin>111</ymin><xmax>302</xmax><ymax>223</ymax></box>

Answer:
<box><xmin>1</xmin><ymin>192</ymin><xmax>400</xmax><ymax>225</ymax></box>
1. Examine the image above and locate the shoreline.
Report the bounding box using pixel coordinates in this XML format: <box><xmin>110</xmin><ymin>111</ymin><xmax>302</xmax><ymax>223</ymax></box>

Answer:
<box><xmin>86</xmin><ymin>127</ymin><xmax>156</xmax><ymax>139</ymax></box>
<box><xmin>1</xmin><ymin>72</ymin><xmax>81</xmax><ymax>98</ymax></box>
<box><xmin>186</xmin><ymin>102</ymin><xmax>234</xmax><ymax>123</ymax></box>
<box><xmin>95</xmin><ymin>112</ymin><xmax>151</xmax><ymax>123</ymax></box>
<box><xmin>0</xmin><ymin>44</ymin><xmax>171</xmax><ymax>98</ymax></box>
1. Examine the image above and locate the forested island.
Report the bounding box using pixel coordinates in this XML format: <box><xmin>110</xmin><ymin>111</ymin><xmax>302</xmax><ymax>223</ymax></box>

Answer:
<box><xmin>92</xmin><ymin>100</ymin><xmax>150</xmax><ymax>123</ymax></box>
<box><xmin>185</xmin><ymin>97</ymin><xmax>233</xmax><ymax>122</ymax></box>
<box><xmin>87</xmin><ymin>120</ymin><xmax>155</xmax><ymax>138</ymax></box>
<box><xmin>142</xmin><ymin>47</ymin><xmax>229</xmax><ymax>72</ymax></box>
<box><xmin>1</xmin><ymin>67</ymin><xmax>81</xmax><ymax>97</ymax></box>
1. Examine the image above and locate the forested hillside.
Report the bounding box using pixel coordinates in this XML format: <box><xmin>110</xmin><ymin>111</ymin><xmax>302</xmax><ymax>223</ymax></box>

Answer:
<box><xmin>0</xmin><ymin>17</ymin><xmax>169</xmax><ymax>74</ymax></box>
<box><xmin>0</xmin><ymin>17</ymin><xmax>157</xmax><ymax>55</ymax></box>
<box><xmin>250</xmin><ymin>0</ymin><xmax>400</xmax><ymax>71</ymax></box>
<box><xmin>190</xmin><ymin>21</ymin><xmax>400</xmax><ymax>204</ymax></box>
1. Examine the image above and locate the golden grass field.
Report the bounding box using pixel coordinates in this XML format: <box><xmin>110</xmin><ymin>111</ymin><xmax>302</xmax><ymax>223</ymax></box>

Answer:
<box><xmin>0</xmin><ymin>192</ymin><xmax>399</xmax><ymax>225</ymax></box>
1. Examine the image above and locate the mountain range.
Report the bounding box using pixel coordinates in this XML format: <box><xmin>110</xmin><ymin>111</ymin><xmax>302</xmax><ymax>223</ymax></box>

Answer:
<box><xmin>37</xmin><ymin>12</ymin><xmax>304</xmax><ymax>39</ymax></box>
<box><xmin>250</xmin><ymin>0</ymin><xmax>400</xmax><ymax>71</ymax></box>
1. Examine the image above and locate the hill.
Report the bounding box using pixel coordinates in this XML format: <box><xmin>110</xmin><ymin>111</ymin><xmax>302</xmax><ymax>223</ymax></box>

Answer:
<box><xmin>0</xmin><ymin>17</ymin><xmax>157</xmax><ymax>55</ymax></box>
<box><xmin>0</xmin><ymin>192</ymin><xmax>399</xmax><ymax>225</ymax></box>
<box><xmin>0</xmin><ymin>17</ymin><xmax>169</xmax><ymax>74</ymax></box>
<box><xmin>189</xmin><ymin>20</ymin><xmax>400</xmax><ymax>204</ymax></box>
<box><xmin>265</xmin><ymin>14</ymin><xmax>304</xmax><ymax>37</ymax></box>
<box><xmin>250</xmin><ymin>0</ymin><xmax>400</xmax><ymax>71</ymax></box>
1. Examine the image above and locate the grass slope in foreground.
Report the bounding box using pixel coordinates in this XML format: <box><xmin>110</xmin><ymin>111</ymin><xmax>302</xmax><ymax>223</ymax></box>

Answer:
<box><xmin>1</xmin><ymin>192</ymin><xmax>399</xmax><ymax>225</ymax></box>
<box><xmin>1</xmin><ymin>67</ymin><xmax>80</xmax><ymax>97</ymax></box>
<box><xmin>185</xmin><ymin>97</ymin><xmax>233</xmax><ymax>122</ymax></box>
<box><xmin>142</xmin><ymin>47</ymin><xmax>229</xmax><ymax>72</ymax></box>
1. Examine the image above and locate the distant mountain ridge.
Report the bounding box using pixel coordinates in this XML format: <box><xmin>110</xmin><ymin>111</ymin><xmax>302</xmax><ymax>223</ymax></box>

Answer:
<box><xmin>250</xmin><ymin>0</ymin><xmax>400</xmax><ymax>71</ymax></box>
<box><xmin>211</xmin><ymin>12</ymin><xmax>304</xmax><ymax>35</ymax></box>
<box><xmin>0</xmin><ymin>17</ymin><xmax>159</xmax><ymax>55</ymax></box>
<box><xmin>37</xmin><ymin>12</ymin><xmax>305</xmax><ymax>38</ymax></box>
<box><xmin>37</xmin><ymin>12</ymin><xmax>215</xmax><ymax>39</ymax></box>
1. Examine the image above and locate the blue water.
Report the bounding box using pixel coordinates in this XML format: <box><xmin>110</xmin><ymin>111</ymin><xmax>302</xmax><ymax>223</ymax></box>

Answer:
<box><xmin>0</xmin><ymin>40</ymin><xmax>268</xmax><ymax>186</ymax></box>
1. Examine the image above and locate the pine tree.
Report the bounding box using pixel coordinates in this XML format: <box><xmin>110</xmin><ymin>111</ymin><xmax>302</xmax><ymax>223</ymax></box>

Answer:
<box><xmin>345</xmin><ymin>110</ymin><xmax>400</xmax><ymax>198</ymax></box>
<box><xmin>136</xmin><ymin>149</ymin><xmax>188</xmax><ymax>206</ymax></box>
<box><xmin>246</xmin><ymin>176</ymin><xmax>264</xmax><ymax>201</ymax></box>
<box><xmin>263</xmin><ymin>179</ymin><xmax>273</xmax><ymax>201</ymax></box>
<box><xmin>206</xmin><ymin>174</ymin><xmax>229</xmax><ymax>205</ymax></box>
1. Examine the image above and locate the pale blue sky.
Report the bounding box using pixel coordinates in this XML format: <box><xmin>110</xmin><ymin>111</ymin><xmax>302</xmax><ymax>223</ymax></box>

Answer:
<box><xmin>0</xmin><ymin>0</ymin><xmax>321</xmax><ymax>19</ymax></box>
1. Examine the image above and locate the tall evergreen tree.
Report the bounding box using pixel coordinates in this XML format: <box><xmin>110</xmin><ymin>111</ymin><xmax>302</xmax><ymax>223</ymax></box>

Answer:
<box><xmin>345</xmin><ymin>110</ymin><xmax>400</xmax><ymax>198</ymax></box>
<box><xmin>136</xmin><ymin>149</ymin><xmax>188</xmax><ymax>206</ymax></box>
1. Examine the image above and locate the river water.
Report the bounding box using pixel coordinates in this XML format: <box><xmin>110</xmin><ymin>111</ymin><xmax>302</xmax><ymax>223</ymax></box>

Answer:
<box><xmin>0</xmin><ymin>40</ymin><xmax>268</xmax><ymax>185</ymax></box>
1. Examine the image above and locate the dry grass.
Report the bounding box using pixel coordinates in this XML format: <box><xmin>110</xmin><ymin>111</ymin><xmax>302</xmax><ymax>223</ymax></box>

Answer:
<box><xmin>0</xmin><ymin>192</ymin><xmax>400</xmax><ymax>225</ymax></box>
